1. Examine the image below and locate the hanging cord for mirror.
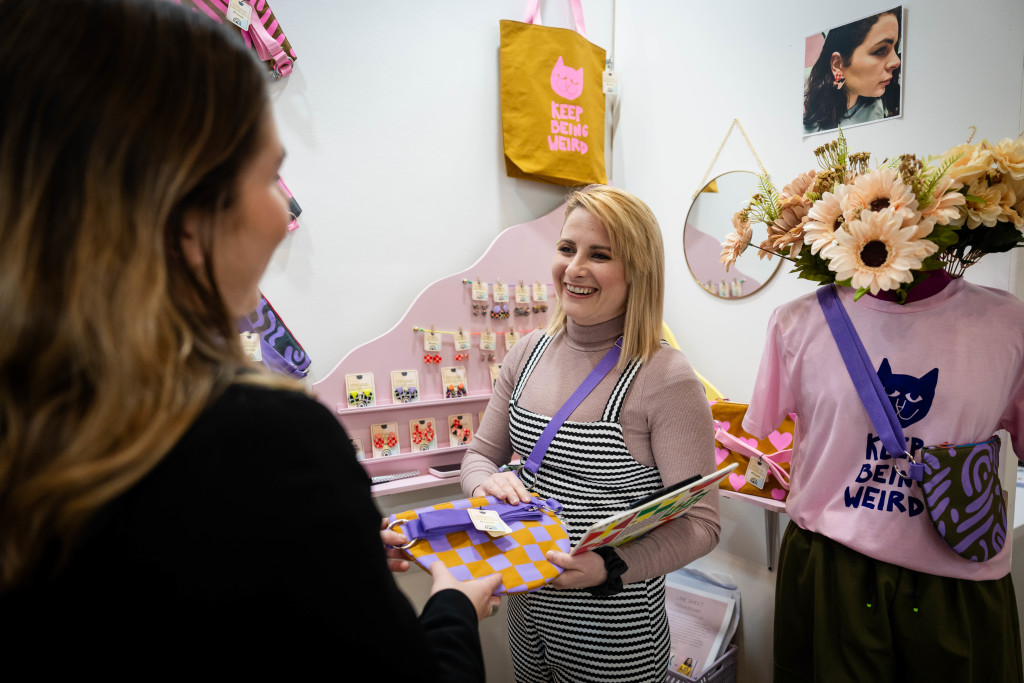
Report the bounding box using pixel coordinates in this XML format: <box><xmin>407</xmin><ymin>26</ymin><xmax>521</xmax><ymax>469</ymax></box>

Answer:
<box><xmin>693</xmin><ymin>118</ymin><xmax>768</xmax><ymax>199</ymax></box>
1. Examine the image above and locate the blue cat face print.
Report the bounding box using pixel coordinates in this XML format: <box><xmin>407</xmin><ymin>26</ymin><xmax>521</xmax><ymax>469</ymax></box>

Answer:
<box><xmin>877</xmin><ymin>358</ymin><xmax>938</xmax><ymax>428</ymax></box>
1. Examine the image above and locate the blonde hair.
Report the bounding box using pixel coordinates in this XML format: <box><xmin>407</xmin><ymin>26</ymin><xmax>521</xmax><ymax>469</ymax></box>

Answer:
<box><xmin>547</xmin><ymin>185</ymin><xmax>666</xmax><ymax>366</ymax></box>
<box><xmin>0</xmin><ymin>0</ymin><xmax>292</xmax><ymax>590</ymax></box>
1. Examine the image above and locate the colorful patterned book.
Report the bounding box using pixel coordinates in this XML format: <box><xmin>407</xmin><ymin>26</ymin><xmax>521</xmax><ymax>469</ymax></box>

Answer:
<box><xmin>570</xmin><ymin>464</ymin><xmax>738</xmax><ymax>555</ymax></box>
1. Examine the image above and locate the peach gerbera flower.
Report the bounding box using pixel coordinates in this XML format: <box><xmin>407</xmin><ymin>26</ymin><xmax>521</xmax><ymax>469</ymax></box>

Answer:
<box><xmin>1007</xmin><ymin>178</ymin><xmax>1024</xmax><ymax>229</ymax></box>
<box><xmin>720</xmin><ymin>212</ymin><xmax>753</xmax><ymax>272</ymax></box>
<box><xmin>944</xmin><ymin>143</ymin><xmax>995</xmax><ymax>186</ymax></box>
<box><xmin>840</xmin><ymin>168</ymin><xmax>921</xmax><ymax>229</ymax></box>
<box><xmin>762</xmin><ymin>204</ymin><xmax>809</xmax><ymax>259</ymax></box>
<box><xmin>781</xmin><ymin>170</ymin><xmax>817</xmax><ymax>201</ymax></box>
<box><xmin>919</xmin><ymin>175</ymin><xmax>966</xmax><ymax>230</ymax></box>
<box><xmin>821</xmin><ymin>209</ymin><xmax>939</xmax><ymax>295</ymax></box>
<box><xmin>960</xmin><ymin>178</ymin><xmax>1013</xmax><ymax>228</ymax></box>
<box><xmin>990</xmin><ymin>137</ymin><xmax>1024</xmax><ymax>181</ymax></box>
<box><xmin>803</xmin><ymin>185</ymin><xmax>849</xmax><ymax>255</ymax></box>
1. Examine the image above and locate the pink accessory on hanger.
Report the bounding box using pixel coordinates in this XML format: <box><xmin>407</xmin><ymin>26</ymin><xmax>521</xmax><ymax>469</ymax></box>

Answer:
<box><xmin>247</xmin><ymin>5</ymin><xmax>293</xmax><ymax>78</ymax></box>
<box><xmin>713</xmin><ymin>424</ymin><xmax>792</xmax><ymax>491</ymax></box>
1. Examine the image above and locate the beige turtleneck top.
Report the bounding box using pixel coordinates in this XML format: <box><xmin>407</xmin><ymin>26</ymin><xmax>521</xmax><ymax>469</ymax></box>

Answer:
<box><xmin>460</xmin><ymin>315</ymin><xmax>720</xmax><ymax>585</ymax></box>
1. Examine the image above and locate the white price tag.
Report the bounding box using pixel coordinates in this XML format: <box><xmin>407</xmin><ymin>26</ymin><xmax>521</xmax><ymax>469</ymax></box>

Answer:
<box><xmin>745</xmin><ymin>457</ymin><xmax>768</xmax><ymax>489</ymax></box>
<box><xmin>225</xmin><ymin>0</ymin><xmax>252</xmax><ymax>30</ymax></box>
<box><xmin>468</xmin><ymin>508</ymin><xmax>512</xmax><ymax>536</ymax></box>
<box><xmin>240</xmin><ymin>332</ymin><xmax>261</xmax><ymax>362</ymax></box>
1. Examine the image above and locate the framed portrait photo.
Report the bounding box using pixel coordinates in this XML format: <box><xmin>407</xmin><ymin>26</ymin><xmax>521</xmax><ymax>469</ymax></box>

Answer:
<box><xmin>802</xmin><ymin>6</ymin><xmax>904</xmax><ymax>136</ymax></box>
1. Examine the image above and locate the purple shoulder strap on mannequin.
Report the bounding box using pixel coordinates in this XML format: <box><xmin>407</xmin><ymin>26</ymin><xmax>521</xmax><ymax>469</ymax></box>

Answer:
<box><xmin>522</xmin><ymin>339</ymin><xmax>622</xmax><ymax>475</ymax></box>
<box><xmin>816</xmin><ymin>285</ymin><xmax>924</xmax><ymax>481</ymax></box>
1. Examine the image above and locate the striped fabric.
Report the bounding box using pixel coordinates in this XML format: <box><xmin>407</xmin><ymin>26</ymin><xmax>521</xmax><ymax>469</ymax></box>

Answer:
<box><xmin>506</xmin><ymin>335</ymin><xmax>670</xmax><ymax>683</ymax></box>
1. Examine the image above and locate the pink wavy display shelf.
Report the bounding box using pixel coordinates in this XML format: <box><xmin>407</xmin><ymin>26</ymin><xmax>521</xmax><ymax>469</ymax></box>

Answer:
<box><xmin>313</xmin><ymin>204</ymin><xmax>565</xmax><ymax>495</ymax></box>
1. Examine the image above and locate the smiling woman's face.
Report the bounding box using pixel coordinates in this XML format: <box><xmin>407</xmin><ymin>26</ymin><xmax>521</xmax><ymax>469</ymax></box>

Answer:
<box><xmin>552</xmin><ymin>208</ymin><xmax>628</xmax><ymax>327</ymax></box>
<box><xmin>839</xmin><ymin>13</ymin><xmax>900</xmax><ymax>106</ymax></box>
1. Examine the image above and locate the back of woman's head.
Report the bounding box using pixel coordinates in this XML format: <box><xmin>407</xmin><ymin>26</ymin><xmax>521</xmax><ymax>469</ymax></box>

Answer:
<box><xmin>0</xmin><ymin>0</ymin><xmax>270</xmax><ymax>589</ymax></box>
<box><xmin>549</xmin><ymin>185</ymin><xmax>665</xmax><ymax>365</ymax></box>
<box><xmin>803</xmin><ymin>9</ymin><xmax>901</xmax><ymax>130</ymax></box>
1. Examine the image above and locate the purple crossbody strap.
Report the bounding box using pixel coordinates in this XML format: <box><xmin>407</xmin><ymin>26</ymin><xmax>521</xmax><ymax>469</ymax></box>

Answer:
<box><xmin>522</xmin><ymin>339</ymin><xmax>622</xmax><ymax>474</ymax></box>
<box><xmin>816</xmin><ymin>286</ymin><xmax>924</xmax><ymax>481</ymax></box>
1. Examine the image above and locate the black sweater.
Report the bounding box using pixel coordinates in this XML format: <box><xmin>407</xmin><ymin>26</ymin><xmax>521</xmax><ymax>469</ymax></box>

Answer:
<box><xmin>2</xmin><ymin>384</ymin><xmax>484</xmax><ymax>680</ymax></box>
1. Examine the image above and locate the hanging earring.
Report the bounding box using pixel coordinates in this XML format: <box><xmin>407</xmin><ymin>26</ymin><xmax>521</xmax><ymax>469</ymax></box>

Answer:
<box><xmin>833</xmin><ymin>71</ymin><xmax>845</xmax><ymax>90</ymax></box>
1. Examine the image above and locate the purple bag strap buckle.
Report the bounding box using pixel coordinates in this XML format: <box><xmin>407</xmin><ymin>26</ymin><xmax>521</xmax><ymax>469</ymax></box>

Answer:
<box><xmin>522</xmin><ymin>339</ymin><xmax>622</xmax><ymax>475</ymax></box>
<box><xmin>816</xmin><ymin>286</ymin><xmax>924</xmax><ymax>482</ymax></box>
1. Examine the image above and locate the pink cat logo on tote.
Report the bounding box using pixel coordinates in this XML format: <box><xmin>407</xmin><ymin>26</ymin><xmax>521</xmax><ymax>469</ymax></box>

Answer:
<box><xmin>550</xmin><ymin>56</ymin><xmax>583</xmax><ymax>100</ymax></box>
<box><xmin>547</xmin><ymin>56</ymin><xmax>590</xmax><ymax>155</ymax></box>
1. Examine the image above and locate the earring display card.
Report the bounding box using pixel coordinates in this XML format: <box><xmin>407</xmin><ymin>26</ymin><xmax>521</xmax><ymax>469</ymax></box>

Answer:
<box><xmin>515</xmin><ymin>282</ymin><xmax>531</xmax><ymax>304</ymax></box>
<box><xmin>454</xmin><ymin>329</ymin><xmax>471</xmax><ymax>353</ymax></box>
<box><xmin>409</xmin><ymin>418</ymin><xmax>437</xmax><ymax>452</ymax></box>
<box><xmin>472</xmin><ymin>279</ymin><xmax>489</xmax><ymax>301</ymax></box>
<box><xmin>480</xmin><ymin>329</ymin><xmax>496</xmax><ymax>352</ymax></box>
<box><xmin>448</xmin><ymin>414</ymin><xmax>474</xmax><ymax>448</ymax></box>
<box><xmin>370</xmin><ymin>422</ymin><xmax>400</xmax><ymax>457</ymax></box>
<box><xmin>533</xmin><ymin>282</ymin><xmax>548</xmax><ymax>302</ymax></box>
<box><xmin>352</xmin><ymin>438</ymin><xmax>365</xmax><ymax>461</ymax></box>
<box><xmin>391</xmin><ymin>370</ymin><xmax>420</xmax><ymax>404</ymax></box>
<box><xmin>423</xmin><ymin>330</ymin><xmax>442</xmax><ymax>353</ymax></box>
<box><xmin>442</xmin><ymin>366</ymin><xmax>468</xmax><ymax>399</ymax></box>
<box><xmin>493</xmin><ymin>281</ymin><xmax>509</xmax><ymax>303</ymax></box>
<box><xmin>345</xmin><ymin>373</ymin><xmax>375</xmax><ymax>408</ymax></box>
<box><xmin>489</xmin><ymin>363</ymin><xmax>502</xmax><ymax>389</ymax></box>
<box><xmin>505</xmin><ymin>329</ymin><xmax>520</xmax><ymax>351</ymax></box>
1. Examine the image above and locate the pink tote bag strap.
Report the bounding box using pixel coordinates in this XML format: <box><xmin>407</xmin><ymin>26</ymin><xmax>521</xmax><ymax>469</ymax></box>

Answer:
<box><xmin>247</xmin><ymin>6</ymin><xmax>292</xmax><ymax>77</ymax></box>
<box><xmin>523</xmin><ymin>0</ymin><xmax>588</xmax><ymax>38</ymax></box>
<box><xmin>714</xmin><ymin>425</ymin><xmax>792</xmax><ymax>490</ymax></box>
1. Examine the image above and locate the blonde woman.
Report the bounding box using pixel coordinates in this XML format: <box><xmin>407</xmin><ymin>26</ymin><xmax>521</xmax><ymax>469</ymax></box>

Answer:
<box><xmin>461</xmin><ymin>186</ymin><xmax>720</xmax><ymax>683</ymax></box>
<box><xmin>0</xmin><ymin>0</ymin><xmax>498</xmax><ymax>672</ymax></box>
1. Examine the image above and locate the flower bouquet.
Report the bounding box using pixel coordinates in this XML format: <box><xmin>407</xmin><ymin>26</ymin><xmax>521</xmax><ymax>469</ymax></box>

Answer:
<box><xmin>720</xmin><ymin>130</ymin><xmax>1024</xmax><ymax>302</ymax></box>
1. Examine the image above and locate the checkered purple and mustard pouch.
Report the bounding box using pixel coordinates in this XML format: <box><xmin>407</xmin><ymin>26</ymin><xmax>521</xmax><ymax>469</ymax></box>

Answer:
<box><xmin>387</xmin><ymin>495</ymin><xmax>570</xmax><ymax>594</ymax></box>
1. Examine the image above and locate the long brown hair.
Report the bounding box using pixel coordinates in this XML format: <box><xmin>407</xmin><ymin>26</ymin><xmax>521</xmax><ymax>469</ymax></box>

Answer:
<box><xmin>0</xmin><ymin>0</ymin><xmax>279</xmax><ymax>589</ymax></box>
<box><xmin>547</xmin><ymin>186</ymin><xmax>666</xmax><ymax>367</ymax></box>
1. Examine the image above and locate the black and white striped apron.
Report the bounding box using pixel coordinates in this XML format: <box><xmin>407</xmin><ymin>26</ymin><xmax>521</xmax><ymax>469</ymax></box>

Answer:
<box><xmin>506</xmin><ymin>334</ymin><xmax>670</xmax><ymax>683</ymax></box>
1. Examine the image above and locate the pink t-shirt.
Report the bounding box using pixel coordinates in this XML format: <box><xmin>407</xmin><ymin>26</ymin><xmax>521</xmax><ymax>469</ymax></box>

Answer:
<box><xmin>744</xmin><ymin>279</ymin><xmax>1024</xmax><ymax>580</ymax></box>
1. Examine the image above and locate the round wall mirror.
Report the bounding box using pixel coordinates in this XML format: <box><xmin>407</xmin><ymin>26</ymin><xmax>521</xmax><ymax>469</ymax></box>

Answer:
<box><xmin>683</xmin><ymin>170</ymin><xmax>782</xmax><ymax>299</ymax></box>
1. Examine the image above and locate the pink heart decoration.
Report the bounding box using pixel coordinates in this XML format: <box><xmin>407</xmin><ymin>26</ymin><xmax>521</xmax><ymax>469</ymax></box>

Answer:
<box><xmin>739</xmin><ymin>436</ymin><xmax>759</xmax><ymax>450</ymax></box>
<box><xmin>715</xmin><ymin>420</ymin><xmax>730</xmax><ymax>432</ymax></box>
<box><xmin>768</xmin><ymin>430</ymin><xmax>793</xmax><ymax>452</ymax></box>
<box><xmin>715</xmin><ymin>446</ymin><xmax>730</xmax><ymax>465</ymax></box>
<box><xmin>728</xmin><ymin>473</ymin><xmax>746</xmax><ymax>491</ymax></box>
<box><xmin>771</xmin><ymin>488</ymin><xmax>786</xmax><ymax>500</ymax></box>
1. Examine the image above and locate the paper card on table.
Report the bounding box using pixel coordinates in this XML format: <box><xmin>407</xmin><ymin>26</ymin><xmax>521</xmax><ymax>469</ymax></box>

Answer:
<box><xmin>665</xmin><ymin>577</ymin><xmax>736</xmax><ymax>679</ymax></box>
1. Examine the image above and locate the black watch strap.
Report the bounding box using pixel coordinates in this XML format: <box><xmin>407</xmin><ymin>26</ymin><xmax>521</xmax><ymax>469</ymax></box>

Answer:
<box><xmin>585</xmin><ymin>546</ymin><xmax>628</xmax><ymax>597</ymax></box>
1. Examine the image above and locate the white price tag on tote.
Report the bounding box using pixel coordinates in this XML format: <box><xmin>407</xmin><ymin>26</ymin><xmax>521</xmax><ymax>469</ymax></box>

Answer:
<box><xmin>225</xmin><ymin>0</ymin><xmax>252</xmax><ymax>30</ymax></box>
<box><xmin>745</xmin><ymin>457</ymin><xmax>768</xmax><ymax>489</ymax></box>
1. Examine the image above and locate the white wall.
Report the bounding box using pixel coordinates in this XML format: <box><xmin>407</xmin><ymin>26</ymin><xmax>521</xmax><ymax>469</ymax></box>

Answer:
<box><xmin>261</xmin><ymin>2</ymin><xmax>1024</xmax><ymax>681</ymax></box>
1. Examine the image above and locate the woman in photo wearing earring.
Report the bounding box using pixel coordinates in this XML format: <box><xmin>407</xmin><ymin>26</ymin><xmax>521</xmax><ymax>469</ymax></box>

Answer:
<box><xmin>803</xmin><ymin>9</ymin><xmax>902</xmax><ymax>134</ymax></box>
<box><xmin>460</xmin><ymin>186</ymin><xmax>720</xmax><ymax>683</ymax></box>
